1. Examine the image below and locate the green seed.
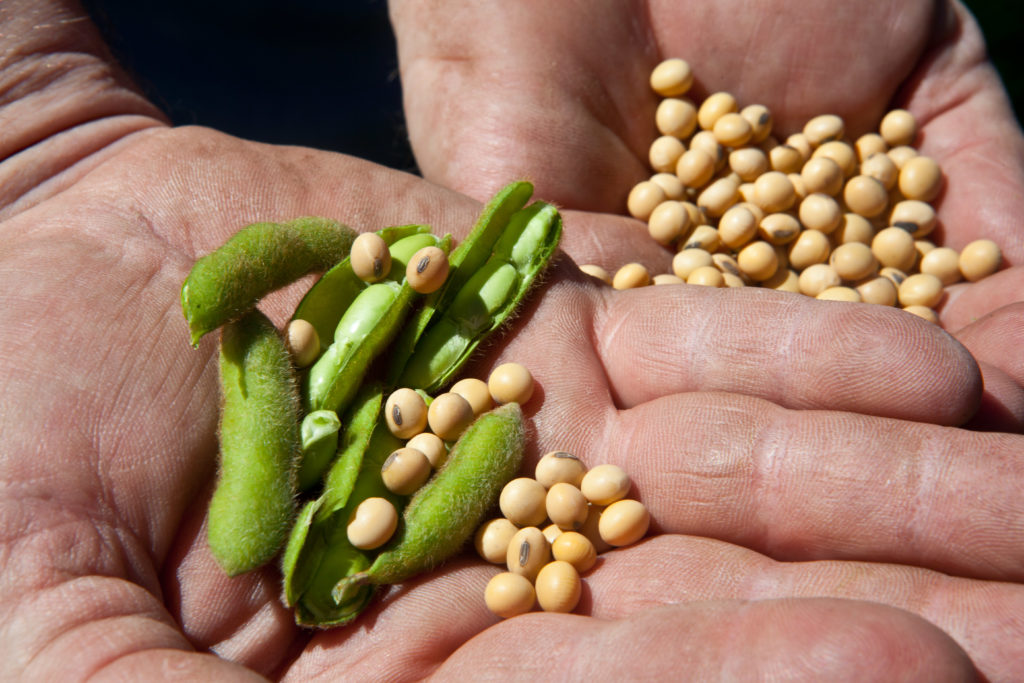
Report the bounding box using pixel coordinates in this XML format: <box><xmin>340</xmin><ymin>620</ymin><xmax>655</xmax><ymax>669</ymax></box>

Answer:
<box><xmin>181</xmin><ymin>216</ymin><xmax>356</xmax><ymax>346</ymax></box>
<box><xmin>207</xmin><ymin>309</ymin><xmax>300</xmax><ymax>576</ymax></box>
<box><xmin>337</xmin><ymin>402</ymin><xmax>525</xmax><ymax>594</ymax></box>
<box><xmin>297</xmin><ymin>410</ymin><xmax>341</xmax><ymax>492</ymax></box>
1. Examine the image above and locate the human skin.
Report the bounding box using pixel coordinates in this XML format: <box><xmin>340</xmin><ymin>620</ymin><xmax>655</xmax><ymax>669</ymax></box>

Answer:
<box><xmin>0</xmin><ymin>1</ymin><xmax>1021</xmax><ymax>680</ymax></box>
<box><xmin>391</xmin><ymin>0</ymin><xmax>1024</xmax><ymax>432</ymax></box>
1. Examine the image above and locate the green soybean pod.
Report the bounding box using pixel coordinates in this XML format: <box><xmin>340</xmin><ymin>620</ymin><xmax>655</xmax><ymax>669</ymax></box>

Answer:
<box><xmin>208</xmin><ymin>308</ymin><xmax>300</xmax><ymax>576</ymax></box>
<box><xmin>396</xmin><ymin>202</ymin><xmax>562</xmax><ymax>392</ymax></box>
<box><xmin>337</xmin><ymin>402</ymin><xmax>525</xmax><ymax>594</ymax></box>
<box><xmin>292</xmin><ymin>225</ymin><xmax>433</xmax><ymax>350</ymax></box>
<box><xmin>182</xmin><ymin>216</ymin><xmax>357</xmax><ymax>346</ymax></box>
<box><xmin>386</xmin><ymin>182</ymin><xmax>533</xmax><ymax>383</ymax></box>
<box><xmin>297</xmin><ymin>410</ymin><xmax>342</xmax><ymax>492</ymax></box>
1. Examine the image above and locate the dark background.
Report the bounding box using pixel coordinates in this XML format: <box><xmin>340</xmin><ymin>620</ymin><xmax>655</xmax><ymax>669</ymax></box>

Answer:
<box><xmin>80</xmin><ymin>0</ymin><xmax>1021</xmax><ymax>174</ymax></box>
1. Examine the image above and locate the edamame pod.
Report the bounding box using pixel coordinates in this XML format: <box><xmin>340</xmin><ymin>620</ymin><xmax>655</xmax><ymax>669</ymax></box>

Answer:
<box><xmin>297</xmin><ymin>410</ymin><xmax>341</xmax><ymax>491</ymax></box>
<box><xmin>396</xmin><ymin>202</ymin><xmax>562</xmax><ymax>391</ymax></box>
<box><xmin>182</xmin><ymin>217</ymin><xmax>357</xmax><ymax>346</ymax></box>
<box><xmin>208</xmin><ymin>309</ymin><xmax>301</xmax><ymax>576</ymax></box>
<box><xmin>291</xmin><ymin>225</ymin><xmax>432</xmax><ymax>352</ymax></box>
<box><xmin>337</xmin><ymin>403</ymin><xmax>525</xmax><ymax>593</ymax></box>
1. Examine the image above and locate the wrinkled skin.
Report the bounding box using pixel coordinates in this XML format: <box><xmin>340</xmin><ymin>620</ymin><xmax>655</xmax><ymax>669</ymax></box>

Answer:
<box><xmin>0</xmin><ymin>1</ymin><xmax>1021</xmax><ymax>680</ymax></box>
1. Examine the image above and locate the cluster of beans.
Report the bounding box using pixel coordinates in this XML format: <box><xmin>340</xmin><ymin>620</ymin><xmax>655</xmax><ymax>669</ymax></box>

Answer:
<box><xmin>342</xmin><ymin>362</ymin><xmax>537</xmax><ymax>552</ymax></box>
<box><xmin>580</xmin><ymin>58</ymin><xmax>1003</xmax><ymax>323</ymax></box>
<box><xmin>475</xmin><ymin>455</ymin><xmax>650</xmax><ymax>617</ymax></box>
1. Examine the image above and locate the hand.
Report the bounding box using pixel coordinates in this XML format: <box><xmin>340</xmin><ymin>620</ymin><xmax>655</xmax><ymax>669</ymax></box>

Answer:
<box><xmin>391</xmin><ymin>0</ymin><xmax>1024</xmax><ymax>430</ymax></box>
<box><xmin>2</xmin><ymin>2</ymin><xmax>1021</xmax><ymax>680</ymax></box>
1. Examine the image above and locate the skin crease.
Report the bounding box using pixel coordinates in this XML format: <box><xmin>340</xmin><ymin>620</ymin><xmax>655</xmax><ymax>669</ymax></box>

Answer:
<box><xmin>0</xmin><ymin>1</ymin><xmax>1021</xmax><ymax>681</ymax></box>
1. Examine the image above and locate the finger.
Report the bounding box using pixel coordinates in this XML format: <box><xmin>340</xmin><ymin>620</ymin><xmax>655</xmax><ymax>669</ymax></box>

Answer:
<box><xmin>588</xmin><ymin>535</ymin><xmax>1020</xmax><ymax>680</ymax></box>
<box><xmin>284</xmin><ymin>557</ymin><xmax>973</xmax><ymax>682</ymax></box>
<box><xmin>563</xmin><ymin>392</ymin><xmax>1024</xmax><ymax>583</ymax></box>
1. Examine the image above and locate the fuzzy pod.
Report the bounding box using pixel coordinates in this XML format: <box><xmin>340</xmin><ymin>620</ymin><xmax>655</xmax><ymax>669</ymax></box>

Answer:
<box><xmin>182</xmin><ymin>216</ymin><xmax>356</xmax><ymax>346</ymax></box>
<box><xmin>339</xmin><ymin>402</ymin><xmax>525</xmax><ymax>592</ymax></box>
<box><xmin>208</xmin><ymin>309</ymin><xmax>301</xmax><ymax>576</ymax></box>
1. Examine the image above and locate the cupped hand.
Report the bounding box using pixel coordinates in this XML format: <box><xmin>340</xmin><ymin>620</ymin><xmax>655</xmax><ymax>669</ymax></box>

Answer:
<box><xmin>2</xmin><ymin>2</ymin><xmax>1022</xmax><ymax>681</ymax></box>
<box><xmin>391</xmin><ymin>0</ymin><xmax>1024</xmax><ymax>430</ymax></box>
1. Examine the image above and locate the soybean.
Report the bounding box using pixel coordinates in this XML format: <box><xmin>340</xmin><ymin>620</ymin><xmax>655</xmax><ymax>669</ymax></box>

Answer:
<box><xmin>551</xmin><ymin>531</ymin><xmax>597</xmax><ymax>573</ymax></box>
<box><xmin>613</xmin><ymin>262</ymin><xmax>652</xmax><ymax>289</ymax></box>
<box><xmin>450</xmin><ymin>377</ymin><xmax>495</xmax><ymax>417</ymax></box>
<box><xmin>500</xmin><ymin>477</ymin><xmax>549</xmax><ymax>527</ymax></box>
<box><xmin>347</xmin><ymin>497</ymin><xmax>399</xmax><ymax>550</ymax></box>
<box><xmin>486</xmin><ymin>572</ymin><xmax>536</xmax><ymax>618</ymax></box>
<box><xmin>381</xmin><ymin>447</ymin><xmax>432</xmax><ymax>495</ymax></box>
<box><xmin>351</xmin><ymin>232</ymin><xmax>392</xmax><ymax>283</ymax></box>
<box><xmin>546</xmin><ymin>482</ymin><xmax>589</xmax><ymax>531</ymax></box>
<box><xmin>427</xmin><ymin>392</ymin><xmax>475</xmax><ymax>442</ymax></box>
<box><xmin>506</xmin><ymin>527</ymin><xmax>551</xmax><ymax>581</ymax></box>
<box><xmin>406</xmin><ymin>431</ymin><xmax>448</xmax><ymax>469</ymax></box>
<box><xmin>286</xmin><ymin>319</ymin><xmax>320</xmax><ymax>368</ymax></box>
<box><xmin>959</xmin><ymin>239</ymin><xmax>1002</xmax><ymax>281</ymax></box>
<box><xmin>535</xmin><ymin>561</ymin><xmax>582</xmax><ymax>613</ymax></box>
<box><xmin>476</xmin><ymin>518</ymin><xmax>519</xmax><ymax>564</ymax></box>
<box><xmin>580</xmin><ymin>464</ymin><xmax>631</xmax><ymax>506</ymax></box>
<box><xmin>407</xmin><ymin>246</ymin><xmax>450</xmax><ymax>293</ymax></box>
<box><xmin>385</xmin><ymin>387</ymin><xmax>429</xmax><ymax>439</ymax></box>
<box><xmin>535</xmin><ymin>451</ymin><xmax>587</xmax><ymax>489</ymax></box>
<box><xmin>598</xmin><ymin>499</ymin><xmax>651</xmax><ymax>547</ymax></box>
<box><xmin>488</xmin><ymin>362</ymin><xmax>535</xmax><ymax>405</ymax></box>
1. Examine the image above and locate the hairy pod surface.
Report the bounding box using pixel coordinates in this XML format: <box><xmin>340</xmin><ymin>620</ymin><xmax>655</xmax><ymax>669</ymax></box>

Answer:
<box><xmin>208</xmin><ymin>309</ymin><xmax>301</xmax><ymax>576</ymax></box>
<box><xmin>182</xmin><ymin>217</ymin><xmax>356</xmax><ymax>346</ymax></box>
<box><xmin>340</xmin><ymin>403</ymin><xmax>525</xmax><ymax>592</ymax></box>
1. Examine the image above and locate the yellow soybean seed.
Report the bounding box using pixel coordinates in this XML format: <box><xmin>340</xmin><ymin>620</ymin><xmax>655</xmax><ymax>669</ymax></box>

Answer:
<box><xmin>786</xmin><ymin>133</ymin><xmax>813</xmax><ymax>161</ymax></box>
<box><xmin>580</xmin><ymin>464</ymin><xmax>631</xmax><ymax>505</ymax></box>
<box><xmin>844</xmin><ymin>175</ymin><xmax>889</xmax><ymax>218</ymax></box>
<box><xmin>551</xmin><ymin>531</ymin><xmax>598</xmax><ymax>573</ymax></box>
<box><xmin>718</xmin><ymin>205</ymin><xmax>758</xmax><ymax>249</ymax></box>
<box><xmin>880</xmin><ymin>109</ymin><xmax>918</xmax><ymax>146</ymax></box>
<box><xmin>406</xmin><ymin>431</ymin><xmax>447</xmax><ymax>468</ymax></box>
<box><xmin>475</xmin><ymin>517</ymin><xmax>519</xmax><ymax>564</ymax></box>
<box><xmin>832</xmin><ymin>213</ymin><xmax>876</xmax><ymax>245</ymax></box>
<box><xmin>653</xmin><ymin>273</ymin><xmax>686</xmax><ymax>285</ymax></box>
<box><xmin>542</xmin><ymin>523</ymin><xmax>564</xmax><ymax>544</ymax></box>
<box><xmin>672</xmin><ymin>248</ymin><xmax>714</xmax><ymax>280</ymax></box>
<box><xmin>902</xmin><ymin>305</ymin><xmax>939</xmax><ymax>324</ymax></box>
<box><xmin>919</xmin><ymin>247</ymin><xmax>962</xmax><ymax>286</ymax></box>
<box><xmin>650</xmin><ymin>58</ymin><xmax>694</xmax><ymax>96</ymax></box>
<box><xmin>769</xmin><ymin>144</ymin><xmax>804</xmax><ymax>174</ymax></box>
<box><xmin>347</xmin><ymin>497</ymin><xmax>399</xmax><ymax>550</ymax></box>
<box><xmin>689</xmin><ymin>130</ymin><xmax>726</xmax><ymax>170</ymax></box>
<box><xmin>351</xmin><ymin>232</ymin><xmax>392</xmax><ymax>283</ymax></box>
<box><xmin>649</xmin><ymin>172</ymin><xmax>685</xmax><ymax>200</ymax></box>
<box><xmin>450</xmin><ymin>377</ymin><xmax>494</xmax><ymax>417</ymax></box>
<box><xmin>536</xmin><ymin>451</ymin><xmax>586</xmax><ymax>489</ymax></box>
<box><xmin>737</xmin><ymin>240</ymin><xmax>779</xmax><ymax>282</ymax></box>
<box><xmin>427</xmin><ymin>392</ymin><xmax>475</xmax><ymax>442</ymax></box>
<box><xmin>385</xmin><ymin>387</ymin><xmax>428</xmax><ymax>439</ymax></box>
<box><xmin>764</xmin><ymin>267</ymin><xmax>800</xmax><ymax>293</ymax></box>
<box><xmin>813</xmin><ymin>141</ymin><xmax>857</xmax><ymax>178</ymax></box>
<box><xmin>580</xmin><ymin>504</ymin><xmax>612</xmax><ymax>553</ymax></box>
<box><xmin>406</xmin><ymin>246</ymin><xmax>449</xmax><ymax>294</ymax></box>
<box><xmin>687</xmin><ymin>266</ymin><xmax>725</xmax><ymax>287</ymax></box>
<box><xmin>613</xmin><ymin>262</ymin><xmax>651</xmax><ymax>290</ymax></box>
<box><xmin>798</xmin><ymin>263</ymin><xmax>842</xmax><ymax>297</ymax></box>
<box><xmin>648</xmin><ymin>200</ymin><xmax>691</xmax><ymax>246</ymax></box>
<box><xmin>381</xmin><ymin>447</ymin><xmax>433</xmax><ymax>496</ymax></box>
<box><xmin>803</xmin><ymin>114</ymin><xmax>845</xmax><ymax>147</ymax></box>
<box><xmin>713</xmin><ymin>112</ymin><xmax>753</xmax><ymax>147</ymax></box>
<box><xmin>959</xmin><ymin>239</ymin><xmax>1002</xmax><ymax>281</ymax></box>
<box><xmin>898</xmin><ymin>273</ymin><xmax>944</xmax><ymax>308</ymax></box>
<box><xmin>675</xmin><ymin>148</ymin><xmax>716</xmax><ymax>188</ymax></box>
<box><xmin>712</xmin><ymin>252</ymin><xmax>745</xmax><ymax>280</ymax></box>
<box><xmin>860</xmin><ymin>152</ymin><xmax>898</xmax><ymax>190</ymax></box>
<box><xmin>506</xmin><ymin>526</ymin><xmax>551</xmax><ymax>581</ymax></box>
<box><xmin>753</xmin><ymin>171</ymin><xmax>796</xmax><ymax>213</ymax></box>
<box><xmin>830</xmin><ymin>242</ymin><xmax>878</xmax><ymax>281</ymax></box>
<box><xmin>286</xmin><ymin>318</ymin><xmax>320</xmax><ymax>368</ymax></box>
<box><xmin>914</xmin><ymin>240</ymin><xmax>936</xmax><ymax>259</ymax></box>
<box><xmin>741</xmin><ymin>104</ymin><xmax>773</xmax><ymax>143</ymax></box>
<box><xmin>729</xmin><ymin>147</ymin><xmax>770</xmax><ymax>182</ymax></box>
<box><xmin>856</xmin><ymin>275</ymin><xmax>898</xmax><ymax>306</ymax></box>
<box><xmin>579</xmin><ymin>264</ymin><xmax>612</xmax><ymax>285</ymax></box>
<box><xmin>598</xmin><ymin>499</ymin><xmax>650</xmax><ymax>547</ymax></box>
<box><xmin>887</xmin><ymin>145</ymin><xmax>918</xmax><ymax>170</ymax></box>
<box><xmin>798</xmin><ymin>193</ymin><xmax>842</xmax><ymax>234</ymax></box>
<box><xmin>697</xmin><ymin>175</ymin><xmax>740</xmax><ymax>217</ymax></box>
<box><xmin>500</xmin><ymin>477</ymin><xmax>548</xmax><ymax>527</ymax></box>
<box><xmin>546</xmin><ymin>482</ymin><xmax>589</xmax><ymax>531</ymax></box>
<box><xmin>789</xmin><ymin>173</ymin><xmax>808</xmax><ymax>202</ymax></box>
<box><xmin>680</xmin><ymin>225</ymin><xmax>721</xmax><ymax>252</ymax></box>
<box><xmin>889</xmin><ymin>199</ymin><xmax>937</xmax><ymax>238</ymax></box>
<box><xmin>722</xmin><ymin>272</ymin><xmax>746</xmax><ymax>288</ymax></box>
<box><xmin>485</xmin><ymin>572</ymin><xmax>536</xmax><ymax>618</ymax></box>
<box><xmin>758</xmin><ymin>213</ymin><xmax>801</xmax><ymax>245</ymax></box>
<box><xmin>871</xmin><ymin>226</ymin><xmax>917</xmax><ymax>271</ymax></box>
<box><xmin>649</xmin><ymin>135</ymin><xmax>686</xmax><ymax>173</ymax></box>
<box><xmin>788</xmin><ymin>229</ymin><xmax>831</xmax><ymax>271</ymax></box>
<box><xmin>801</xmin><ymin>156</ymin><xmax>844</xmax><ymax>196</ymax></box>
<box><xmin>817</xmin><ymin>286</ymin><xmax>862</xmax><ymax>302</ymax></box>
<box><xmin>855</xmin><ymin>133</ymin><xmax>888</xmax><ymax>161</ymax></box>
<box><xmin>898</xmin><ymin>155</ymin><xmax>942</xmax><ymax>201</ymax></box>
<box><xmin>697</xmin><ymin>92</ymin><xmax>738</xmax><ymax>131</ymax></box>
<box><xmin>879</xmin><ymin>266</ymin><xmax>909</xmax><ymax>287</ymax></box>
<box><xmin>627</xmin><ymin>181</ymin><xmax>667</xmax><ymax>220</ymax></box>
<box><xmin>656</xmin><ymin>98</ymin><xmax>698</xmax><ymax>138</ymax></box>
<box><xmin>488</xmin><ymin>362</ymin><xmax>534</xmax><ymax>405</ymax></box>
<box><xmin>535</xmin><ymin>560</ymin><xmax>582</xmax><ymax>613</ymax></box>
